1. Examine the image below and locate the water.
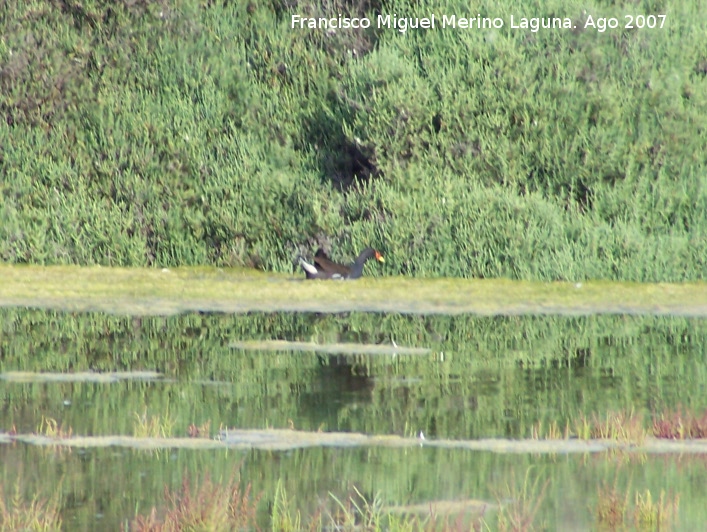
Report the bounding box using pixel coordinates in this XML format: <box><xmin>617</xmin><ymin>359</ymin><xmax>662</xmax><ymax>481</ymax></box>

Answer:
<box><xmin>1</xmin><ymin>309</ymin><xmax>707</xmax><ymax>529</ymax></box>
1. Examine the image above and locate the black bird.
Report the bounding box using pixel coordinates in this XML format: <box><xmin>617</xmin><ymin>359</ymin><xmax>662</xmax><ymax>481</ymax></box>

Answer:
<box><xmin>299</xmin><ymin>247</ymin><xmax>384</xmax><ymax>279</ymax></box>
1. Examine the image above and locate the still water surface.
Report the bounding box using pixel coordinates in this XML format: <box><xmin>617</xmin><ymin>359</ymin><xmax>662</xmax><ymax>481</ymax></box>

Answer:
<box><xmin>1</xmin><ymin>309</ymin><xmax>706</xmax><ymax>529</ymax></box>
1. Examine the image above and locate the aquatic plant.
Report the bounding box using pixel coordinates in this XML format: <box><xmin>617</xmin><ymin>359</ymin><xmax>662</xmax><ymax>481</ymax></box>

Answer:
<box><xmin>652</xmin><ymin>407</ymin><xmax>707</xmax><ymax>439</ymax></box>
<box><xmin>133</xmin><ymin>409</ymin><xmax>175</xmax><ymax>439</ymax></box>
<box><xmin>576</xmin><ymin>409</ymin><xmax>646</xmax><ymax>444</ymax></box>
<box><xmin>595</xmin><ymin>482</ymin><xmax>679</xmax><ymax>531</ymax></box>
<box><xmin>128</xmin><ymin>473</ymin><xmax>260</xmax><ymax>532</ymax></box>
<box><xmin>329</xmin><ymin>486</ymin><xmax>386</xmax><ymax>530</ymax></box>
<box><xmin>0</xmin><ymin>480</ymin><xmax>61</xmax><ymax>531</ymax></box>
<box><xmin>530</xmin><ymin>419</ymin><xmax>569</xmax><ymax>440</ymax></box>
<box><xmin>490</xmin><ymin>469</ymin><xmax>549</xmax><ymax>532</ymax></box>
<box><xmin>533</xmin><ymin>406</ymin><xmax>707</xmax><ymax>443</ymax></box>
<box><xmin>595</xmin><ymin>479</ymin><xmax>630</xmax><ymax>529</ymax></box>
<box><xmin>632</xmin><ymin>490</ymin><xmax>679</xmax><ymax>529</ymax></box>
<box><xmin>271</xmin><ymin>483</ymin><xmax>458</xmax><ymax>531</ymax></box>
<box><xmin>271</xmin><ymin>479</ymin><xmax>302</xmax><ymax>531</ymax></box>
<box><xmin>37</xmin><ymin>416</ymin><xmax>73</xmax><ymax>440</ymax></box>
<box><xmin>186</xmin><ymin>420</ymin><xmax>211</xmax><ymax>439</ymax></box>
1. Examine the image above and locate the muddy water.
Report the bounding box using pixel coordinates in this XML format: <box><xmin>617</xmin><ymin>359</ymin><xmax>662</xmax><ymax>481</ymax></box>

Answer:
<box><xmin>1</xmin><ymin>269</ymin><xmax>707</xmax><ymax>529</ymax></box>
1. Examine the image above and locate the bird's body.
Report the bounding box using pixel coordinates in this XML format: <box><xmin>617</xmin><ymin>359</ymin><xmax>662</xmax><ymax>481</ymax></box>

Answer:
<box><xmin>299</xmin><ymin>247</ymin><xmax>384</xmax><ymax>280</ymax></box>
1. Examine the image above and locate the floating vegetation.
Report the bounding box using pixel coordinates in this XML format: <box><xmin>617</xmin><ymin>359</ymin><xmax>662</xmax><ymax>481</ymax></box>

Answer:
<box><xmin>0</xmin><ymin>371</ymin><xmax>163</xmax><ymax>383</ymax></box>
<box><xmin>3</xmin><ymin>434</ymin><xmax>228</xmax><ymax>450</ymax></box>
<box><xmin>5</xmin><ymin>429</ymin><xmax>707</xmax><ymax>454</ymax></box>
<box><xmin>229</xmin><ymin>340</ymin><xmax>431</xmax><ymax>356</ymax></box>
<box><xmin>384</xmin><ymin>498</ymin><xmax>492</xmax><ymax>516</ymax></box>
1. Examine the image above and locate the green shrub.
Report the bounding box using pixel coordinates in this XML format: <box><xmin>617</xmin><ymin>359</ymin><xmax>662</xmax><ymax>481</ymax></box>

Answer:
<box><xmin>1</xmin><ymin>0</ymin><xmax>705</xmax><ymax>280</ymax></box>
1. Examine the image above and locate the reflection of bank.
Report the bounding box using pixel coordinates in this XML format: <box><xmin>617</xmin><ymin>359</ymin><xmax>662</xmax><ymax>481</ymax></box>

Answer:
<box><xmin>290</xmin><ymin>351</ymin><xmax>376</xmax><ymax>433</ymax></box>
<box><xmin>316</xmin><ymin>351</ymin><xmax>375</xmax><ymax>395</ymax></box>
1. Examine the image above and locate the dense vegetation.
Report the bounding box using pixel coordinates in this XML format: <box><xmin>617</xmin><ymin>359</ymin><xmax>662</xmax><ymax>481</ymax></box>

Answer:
<box><xmin>1</xmin><ymin>0</ymin><xmax>705</xmax><ymax>280</ymax></box>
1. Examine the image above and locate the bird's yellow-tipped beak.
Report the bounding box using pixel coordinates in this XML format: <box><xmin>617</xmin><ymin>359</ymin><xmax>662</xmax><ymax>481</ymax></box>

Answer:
<box><xmin>375</xmin><ymin>251</ymin><xmax>385</xmax><ymax>263</ymax></box>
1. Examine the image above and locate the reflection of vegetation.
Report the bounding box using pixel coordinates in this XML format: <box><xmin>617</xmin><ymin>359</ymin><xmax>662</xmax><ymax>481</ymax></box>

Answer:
<box><xmin>0</xmin><ymin>480</ymin><xmax>61</xmax><ymax>531</ymax></box>
<box><xmin>0</xmin><ymin>308</ymin><xmax>705</xmax><ymax>528</ymax></box>
<box><xmin>2</xmin><ymin>309</ymin><xmax>707</xmax><ymax>440</ymax></box>
<box><xmin>0</xmin><ymin>441</ymin><xmax>703</xmax><ymax>530</ymax></box>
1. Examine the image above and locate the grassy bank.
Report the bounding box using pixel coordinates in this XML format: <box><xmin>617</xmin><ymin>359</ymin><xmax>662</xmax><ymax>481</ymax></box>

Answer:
<box><xmin>1</xmin><ymin>0</ymin><xmax>705</xmax><ymax>280</ymax></box>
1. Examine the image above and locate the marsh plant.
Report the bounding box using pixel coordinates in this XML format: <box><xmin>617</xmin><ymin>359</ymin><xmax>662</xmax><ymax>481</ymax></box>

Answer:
<box><xmin>574</xmin><ymin>410</ymin><xmax>646</xmax><ymax>444</ymax></box>
<box><xmin>0</xmin><ymin>480</ymin><xmax>61</xmax><ymax>531</ymax></box>
<box><xmin>530</xmin><ymin>410</ymin><xmax>647</xmax><ymax>442</ymax></box>
<box><xmin>530</xmin><ymin>419</ymin><xmax>569</xmax><ymax>440</ymax></box>
<box><xmin>329</xmin><ymin>486</ymin><xmax>387</xmax><ymax>531</ymax></box>
<box><xmin>532</xmin><ymin>407</ymin><xmax>707</xmax><ymax>443</ymax></box>
<box><xmin>187</xmin><ymin>420</ymin><xmax>212</xmax><ymax>439</ymax></box>
<box><xmin>595</xmin><ymin>482</ymin><xmax>679</xmax><ymax>530</ymax></box>
<box><xmin>271</xmin><ymin>479</ymin><xmax>303</xmax><ymax>531</ymax></box>
<box><xmin>271</xmin><ymin>482</ymin><xmax>445</xmax><ymax>531</ymax></box>
<box><xmin>595</xmin><ymin>481</ymin><xmax>630</xmax><ymax>529</ymax></box>
<box><xmin>632</xmin><ymin>490</ymin><xmax>680</xmax><ymax>530</ymax></box>
<box><xmin>490</xmin><ymin>470</ymin><xmax>549</xmax><ymax>532</ymax></box>
<box><xmin>128</xmin><ymin>473</ymin><xmax>259</xmax><ymax>531</ymax></box>
<box><xmin>133</xmin><ymin>409</ymin><xmax>175</xmax><ymax>439</ymax></box>
<box><xmin>37</xmin><ymin>416</ymin><xmax>73</xmax><ymax>440</ymax></box>
<box><xmin>652</xmin><ymin>407</ymin><xmax>707</xmax><ymax>439</ymax></box>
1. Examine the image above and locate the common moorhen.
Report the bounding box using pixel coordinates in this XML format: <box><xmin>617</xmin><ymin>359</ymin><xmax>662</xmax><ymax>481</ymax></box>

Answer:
<box><xmin>299</xmin><ymin>247</ymin><xmax>384</xmax><ymax>280</ymax></box>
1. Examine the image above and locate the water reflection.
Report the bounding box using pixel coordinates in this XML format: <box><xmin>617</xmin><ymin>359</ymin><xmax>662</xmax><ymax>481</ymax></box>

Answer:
<box><xmin>1</xmin><ymin>310</ymin><xmax>707</xmax><ymax>437</ymax></box>
<box><xmin>2</xmin><ymin>442</ymin><xmax>707</xmax><ymax>529</ymax></box>
<box><xmin>1</xmin><ymin>309</ymin><xmax>707</xmax><ymax>528</ymax></box>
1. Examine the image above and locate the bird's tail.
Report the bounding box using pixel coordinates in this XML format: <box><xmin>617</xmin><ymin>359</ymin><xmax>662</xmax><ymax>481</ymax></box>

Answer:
<box><xmin>298</xmin><ymin>256</ymin><xmax>318</xmax><ymax>277</ymax></box>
